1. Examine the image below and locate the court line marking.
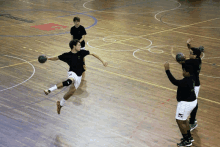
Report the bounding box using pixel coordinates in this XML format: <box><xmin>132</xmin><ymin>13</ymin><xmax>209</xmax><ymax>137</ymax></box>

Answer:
<box><xmin>0</xmin><ymin>59</ymin><xmax>36</xmax><ymax>69</ymax></box>
<box><xmin>83</xmin><ymin>0</ymin><xmax>181</xmax><ymax>15</ymax></box>
<box><xmin>0</xmin><ymin>55</ymin><xmax>35</xmax><ymax>92</ymax></box>
<box><xmin>171</xmin><ymin>30</ymin><xmax>220</xmax><ymax>41</ymax></box>
<box><xmin>202</xmin><ymin>57</ymin><xmax>220</xmax><ymax>59</ymax></box>
<box><xmin>199</xmin><ymin>74</ymin><xmax>220</xmax><ymax>79</ymax></box>
<box><xmin>0</xmin><ymin>10</ymin><xmax>97</xmax><ymax>37</ymax></box>
<box><xmin>93</xmin><ymin>17</ymin><xmax>220</xmax><ymax>49</ymax></box>
<box><xmin>0</xmin><ymin>51</ymin><xmax>219</xmax><ymax>104</ymax></box>
<box><xmin>105</xmin><ymin>42</ymin><xmax>219</xmax><ymax>80</ymax></box>
<box><xmin>154</xmin><ymin>0</ymin><xmax>182</xmax><ymax>21</ymax></box>
<box><xmin>87</xmin><ymin>35</ymin><xmax>152</xmax><ymax>51</ymax></box>
<box><xmin>88</xmin><ymin>66</ymin><xmax>220</xmax><ymax>105</ymax></box>
<box><xmin>157</xmin><ymin>7</ymin><xmax>220</xmax><ymax>29</ymax></box>
<box><xmin>133</xmin><ymin>45</ymin><xmax>187</xmax><ymax>64</ymax></box>
<box><xmin>1</xmin><ymin>55</ymin><xmax>219</xmax><ymax>105</ymax></box>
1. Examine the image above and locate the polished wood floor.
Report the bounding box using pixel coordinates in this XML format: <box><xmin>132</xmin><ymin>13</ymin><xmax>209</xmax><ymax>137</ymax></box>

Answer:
<box><xmin>0</xmin><ymin>0</ymin><xmax>220</xmax><ymax>147</ymax></box>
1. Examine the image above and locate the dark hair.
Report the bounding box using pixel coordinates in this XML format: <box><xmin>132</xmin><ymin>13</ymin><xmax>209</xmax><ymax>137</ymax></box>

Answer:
<box><xmin>176</xmin><ymin>53</ymin><xmax>185</xmax><ymax>62</ymax></box>
<box><xmin>192</xmin><ymin>46</ymin><xmax>204</xmax><ymax>58</ymax></box>
<box><xmin>73</xmin><ymin>17</ymin><xmax>80</xmax><ymax>22</ymax></box>
<box><xmin>69</xmin><ymin>39</ymin><xmax>79</xmax><ymax>49</ymax></box>
<box><xmin>184</xmin><ymin>65</ymin><xmax>194</xmax><ymax>75</ymax></box>
<box><xmin>193</xmin><ymin>49</ymin><xmax>201</xmax><ymax>58</ymax></box>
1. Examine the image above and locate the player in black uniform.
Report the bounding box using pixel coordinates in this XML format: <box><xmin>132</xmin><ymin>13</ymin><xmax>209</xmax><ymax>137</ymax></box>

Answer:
<box><xmin>172</xmin><ymin>38</ymin><xmax>204</xmax><ymax>131</ymax></box>
<box><xmin>186</xmin><ymin>38</ymin><xmax>204</xmax><ymax>131</ymax></box>
<box><xmin>70</xmin><ymin>17</ymin><xmax>86</xmax><ymax>49</ymax></box>
<box><xmin>43</xmin><ymin>39</ymin><xmax>108</xmax><ymax>114</ymax></box>
<box><xmin>70</xmin><ymin>17</ymin><xmax>87</xmax><ymax>80</ymax></box>
<box><xmin>165</xmin><ymin>62</ymin><xmax>197</xmax><ymax>147</ymax></box>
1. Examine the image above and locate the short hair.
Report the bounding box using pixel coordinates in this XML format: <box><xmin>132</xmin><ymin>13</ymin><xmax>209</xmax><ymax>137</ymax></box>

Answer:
<box><xmin>193</xmin><ymin>48</ymin><xmax>201</xmax><ymax>58</ymax></box>
<box><xmin>198</xmin><ymin>46</ymin><xmax>204</xmax><ymax>52</ymax></box>
<box><xmin>192</xmin><ymin>46</ymin><xmax>204</xmax><ymax>58</ymax></box>
<box><xmin>176</xmin><ymin>53</ymin><xmax>185</xmax><ymax>62</ymax></box>
<box><xmin>69</xmin><ymin>39</ymin><xmax>79</xmax><ymax>49</ymax></box>
<box><xmin>73</xmin><ymin>17</ymin><xmax>80</xmax><ymax>22</ymax></box>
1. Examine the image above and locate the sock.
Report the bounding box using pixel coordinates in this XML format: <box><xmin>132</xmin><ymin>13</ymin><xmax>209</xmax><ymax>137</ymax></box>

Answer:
<box><xmin>60</xmin><ymin>98</ymin><xmax>66</xmax><ymax>106</ymax></box>
<box><xmin>187</xmin><ymin>130</ymin><xmax>191</xmax><ymax>138</ymax></box>
<box><xmin>49</xmin><ymin>85</ymin><xmax>57</xmax><ymax>92</ymax></box>
<box><xmin>182</xmin><ymin>134</ymin><xmax>189</xmax><ymax>142</ymax></box>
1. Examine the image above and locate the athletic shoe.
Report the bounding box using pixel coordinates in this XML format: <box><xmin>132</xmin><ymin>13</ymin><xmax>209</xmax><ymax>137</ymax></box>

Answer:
<box><xmin>177</xmin><ymin>139</ymin><xmax>192</xmax><ymax>147</ymax></box>
<box><xmin>190</xmin><ymin>122</ymin><xmax>198</xmax><ymax>131</ymax></box>
<box><xmin>181</xmin><ymin>137</ymin><xmax>194</xmax><ymax>142</ymax></box>
<box><xmin>57</xmin><ymin>101</ymin><xmax>62</xmax><ymax>114</ymax></box>
<box><xmin>44</xmin><ymin>90</ymin><xmax>50</xmax><ymax>95</ymax></box>
<box><xmin>189</xmin><ymin>118</ymin><xmax>197</xmax><ymax>124</ymax></box>
<box><xmin>195</xmin><ymin>119</ymin><xmax>197</xmax><ymax>123</ymax></box>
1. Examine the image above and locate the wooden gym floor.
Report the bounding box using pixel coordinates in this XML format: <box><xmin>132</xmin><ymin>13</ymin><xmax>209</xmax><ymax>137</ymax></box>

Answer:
<box><xmin>0</xmin><ymin>0</ymin><xmax>220</xmax><ymax>147</ymax></box>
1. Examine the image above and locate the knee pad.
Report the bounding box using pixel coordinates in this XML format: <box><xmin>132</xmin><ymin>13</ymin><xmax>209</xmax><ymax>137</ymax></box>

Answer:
<box><xmin>63</xmin><ymin>79</ymin><xmax>72</xmax><ymax>86</ymax></box>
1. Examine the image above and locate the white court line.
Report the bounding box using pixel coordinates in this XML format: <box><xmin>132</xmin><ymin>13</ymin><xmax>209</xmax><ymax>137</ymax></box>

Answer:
<box><xmin>87</xmin><ymin>35</ymin><xmax>152</xmax><ymax>52</ymax></box>
<box><xmin>154</xmin><ymin>0</ymin><xmax>181</xmax><ymax>21</ymax></box>
<box><xmin>133</xmin><ymin>45</ymin><xmax>186</xmax><ymax>64</ymax></box>
<box><xmin>199</xmin><ymin>74</ymin><xmax>220</xmax><ymax>79</ymax></box>
<box><xmin>203</xmin><ymin>56</ymin><xmax>220</xmax><ymax>59</ymax></box>
<box><xmin>134</xmin><ymin>48</ymin><xmax>220</xmax><ymax>78</ymax></box>
<box><xmin>155</xmin><ymin>7</ymin><xmax>220</xmax><ymax>28</ymax></box>
<box><xmin>0</xmin><ymin>55</ymin><xmax>35</xmax><ymax>92</ymax></box>
<box><xmin>83</xmin><ymin>0</ymin><xmax>181</xmax><ymax>15</ymax></box>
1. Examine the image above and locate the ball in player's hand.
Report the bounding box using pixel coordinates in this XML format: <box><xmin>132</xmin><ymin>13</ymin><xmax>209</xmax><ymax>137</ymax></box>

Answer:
<box><xmin>38</xmin><ymin>55</ymin><xmax>47</xmax><ymax>63</ymax></box>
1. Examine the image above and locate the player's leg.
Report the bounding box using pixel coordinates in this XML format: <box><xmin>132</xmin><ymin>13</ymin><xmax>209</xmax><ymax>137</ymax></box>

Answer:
<box><xmin>44</xmin><ymin>78</ymin><xmax>74</xmax><ymax>95</ymax></box>
<box><xmin>57</xmin><ymin>84</ymin><xmax>76</xmax><ymax>114</ymax></box>
<box><xmin>189</xmin><ymin>103</ymin><xmax>198</xmax><ymax>131</ymax></box>
<box><xmin>189</xmin><ymin>86</ymin><xmax>200</xmax><ymax>129</ymax></box>
<box><xmin>81</xmin><ymin>47</ymin><xmax>86</xmax><ymax>81</ymax></box>
<box><xmin>57</xmin><ymin>72</ymin><xmax>82</xmax><ymax>114</ymax></box>
<box><xmin>176</xmin><ymin>100</ymin><xmax>197</xmax><ymax>146</ymax></box>
<box><xmin>82</xmin><ymin>65</ymin><xmax>86</xmax><ymax>81</ymax></box>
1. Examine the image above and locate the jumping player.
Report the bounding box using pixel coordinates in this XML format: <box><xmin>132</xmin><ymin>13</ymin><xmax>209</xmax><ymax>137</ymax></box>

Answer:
<box><xmin>43</xmin><ymin>39</ymin><xmax>108</xmax><ymax>114</ymax></box>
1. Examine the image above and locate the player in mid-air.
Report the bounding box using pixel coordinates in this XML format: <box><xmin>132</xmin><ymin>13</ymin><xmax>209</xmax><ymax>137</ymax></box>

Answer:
<box><xmin>43</xmin><ymin>39</ymin><xmax>108</xmax><ymax>114</ymax></box>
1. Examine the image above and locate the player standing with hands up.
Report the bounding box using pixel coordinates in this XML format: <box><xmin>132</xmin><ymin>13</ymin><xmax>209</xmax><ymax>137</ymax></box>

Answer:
<box><xmin>164</xmin><ymin>61</ymin><xmax>197</xmax><ymax>147</ymax></box>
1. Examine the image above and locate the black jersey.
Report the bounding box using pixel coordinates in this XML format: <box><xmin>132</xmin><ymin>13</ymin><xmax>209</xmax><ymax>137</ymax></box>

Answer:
<box><xmin>70</xmin><ymin>25</ymin><xmax>87</xmax><ymax>48</ymax></box>
<box><xmin>166</xmin><ymin>70</ymin><xmax>196</xmax><ymax>102</ymax></box>
<box><xmin>58</xmin><ymin>50</ymin><xmax>90</xmax><ymax>76</ymax></box>
<box><xmin>182</xmin><ymin>58</ymin><xmax>201</xmax><ymax>86</ymax></box>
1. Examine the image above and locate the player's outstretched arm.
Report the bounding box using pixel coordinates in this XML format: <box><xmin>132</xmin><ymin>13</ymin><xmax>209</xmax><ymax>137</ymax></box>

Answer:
<box><xmin>171</xmin><ymin>47</ymin><xmax>183</xmax><ymax>64</ymax></box>
<box><xmin>47</xmin><ymin>56</ymin><xmax>59</xmax><ymax>61</ymax></box>
<box><xmin>89</xmin><ymin>53</ymin><xmax>108</xmax><ymax>67</ymax></box>
<box><xmin>187</xmin><ymin>38</ymin><xmax>193</xmax><ymax>50</ymax></box>
<box><xmin>164</xmin><ymin>62</ymin><xmax>180</xmax><ymax>86</ymax></box>
<box><xmin>171</xmin><ymin>47</ymin><xmax>176</xmax><ymax>61</ymax></box>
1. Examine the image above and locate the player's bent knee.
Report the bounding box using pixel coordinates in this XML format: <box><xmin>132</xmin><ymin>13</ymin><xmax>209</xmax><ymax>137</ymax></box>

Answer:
<box><xmin>62</xmin><ymin>79</ymin><xmax>73</xmax><ymax>86</ymax></box>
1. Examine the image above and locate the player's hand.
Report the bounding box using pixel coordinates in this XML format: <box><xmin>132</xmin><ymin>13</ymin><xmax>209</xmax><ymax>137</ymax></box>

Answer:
<box><xmin>164</xmin><ymin>61</ymin><xmax>169</xmax><ymax>70</ymax></box>
<box><xmin>103</xmin><ymin>61</ymin><xmax>108</xmax><ymax>67</ymax></box>
<box><xmin>187</xmin><ymin>38</ymin><xmax>193</xmax><ymax>44</ymax></box>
